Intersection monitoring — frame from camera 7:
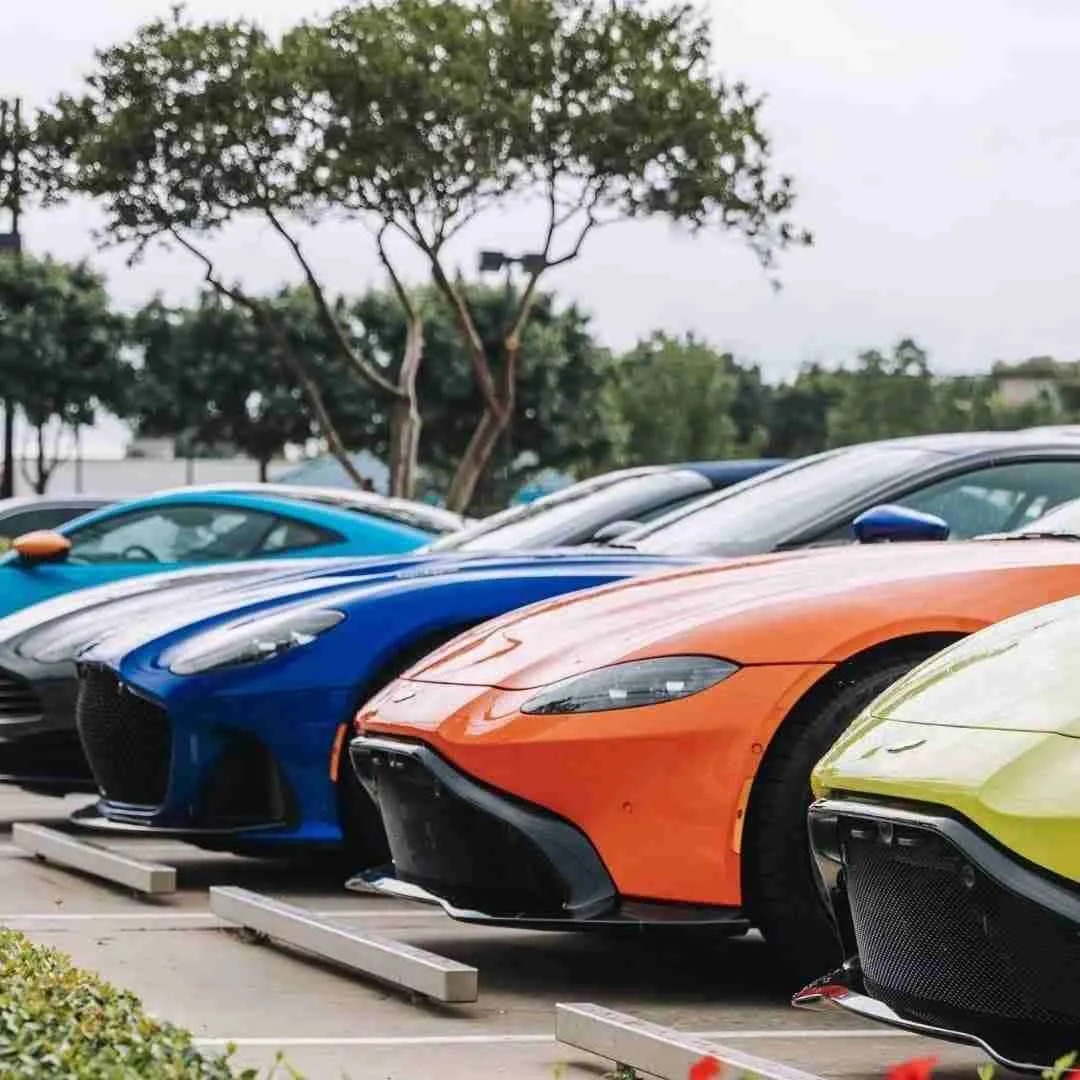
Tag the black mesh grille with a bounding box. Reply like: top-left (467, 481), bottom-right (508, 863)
top-left (0, 669), bottom-right (43, 719)
top-left (354, 746), bottom-right (571, 917)
top-left (75, 666), bottom-right (171, 807)
top-left (843, 819), bottom-right (1080, 1057)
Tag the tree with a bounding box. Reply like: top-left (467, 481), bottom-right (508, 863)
top-left (298, 0), bottom-right (810, 509)
top-left (129, 293), bottom-right (316, 480)
top-left (0, 256), bottom-right (126, 492)
top-left (607, 334), bottom-right (752, 465)
top-left (824, 339), bottom-right (938, 447)
top-left (38, 0), bottom-right (809, 511)
top-left (341, 284), bottom-right (617, 509)
top-left (758, 365), bottom-right (841, 458)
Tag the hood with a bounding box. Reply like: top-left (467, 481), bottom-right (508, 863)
top-left (405, 539), bottom-right (1080, 690)
top-left (77, 548), bottom-right (685, 666)
top-left (859, 593), bottom-right (1080, 739)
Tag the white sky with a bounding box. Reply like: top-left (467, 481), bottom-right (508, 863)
top-left (5, 0), bottom-right (1080, 454)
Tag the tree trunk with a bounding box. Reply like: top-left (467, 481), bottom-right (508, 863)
top-left (258, 457), bottom-right (270, 483)
top-left (445, 339), bottom-right (519, 514)
top-left (445, 405), bottom-right (511, 513)
top-left (0, 399), bottom-right (13, 498)
top-left (386, 305), bottom-right (424, 499)
top-left (34, 425), bottom-right (47, 495)
top-left (388, 398), bottom-right (422, 499)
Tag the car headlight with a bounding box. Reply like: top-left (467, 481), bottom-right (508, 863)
top-left (520, 655), bottom-right (739, 715)
top-left (164, 609), bottom-right (345, 676)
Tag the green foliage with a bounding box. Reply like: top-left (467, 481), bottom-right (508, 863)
top-left (0, 929), bottom-right (247, 1079)
top-left (129, 293), bottom-right (316, 475)
top-left (606, 334), bottom-right (747, 465)
top-left (0, 254), bottom-right (127, 492)
top-left (339, 285), bottom-right (617, 508)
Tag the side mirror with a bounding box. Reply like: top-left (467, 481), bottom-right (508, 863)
top-left (852, 505), bottom-right (950, 544)
top-left (590, 520), bottom-right (640, 543)
top-left (13, 530), bottom-right (73, 564)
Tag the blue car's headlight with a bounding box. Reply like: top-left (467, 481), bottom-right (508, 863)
top-left (164, 609), bottom-right (345, 676)
top-left (520, 656), bottom-right (739, 715)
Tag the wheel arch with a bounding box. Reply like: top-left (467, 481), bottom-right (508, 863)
top-left (741, 630), bottom-right (968, 860)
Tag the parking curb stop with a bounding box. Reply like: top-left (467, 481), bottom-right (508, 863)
top-left (555, 1003), bottom-right (827, 1080)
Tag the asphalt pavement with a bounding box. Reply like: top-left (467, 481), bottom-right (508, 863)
top-left (0, 789), bottom-right (1000, 1080)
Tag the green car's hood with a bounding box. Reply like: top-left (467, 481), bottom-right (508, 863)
top-left (814, 595), bottom-right (1080, 884)
top-left (866, 595), bottom-right (1080, 738)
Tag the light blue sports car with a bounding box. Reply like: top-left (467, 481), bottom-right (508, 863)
top-left (0, 483), bottom-right (457, 618)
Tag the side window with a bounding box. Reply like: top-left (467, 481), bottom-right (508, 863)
top-left (69, 504), bottom-right (280, 564)
top-left (894, 461), bottom-right (1080, 539)
top-left (258, 517), bottom-right (338, 554)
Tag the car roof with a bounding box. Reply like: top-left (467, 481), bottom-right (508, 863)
top-left (676, 459), bottom-right (787, 484)
top-left (856, 428), bottom-right (1080, 455)
top-left (0, 495), bottom-right (113, 512)
top-left (139, 482), bottom-right (464, 534)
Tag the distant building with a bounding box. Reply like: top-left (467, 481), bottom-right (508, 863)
top-left (992, 357), bottom-right (1080, 410)
top-left (11, 457), bottom-right (279, 497)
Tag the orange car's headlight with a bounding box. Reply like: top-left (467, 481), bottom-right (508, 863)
top-left (520, 656), bottom-right (739, 716)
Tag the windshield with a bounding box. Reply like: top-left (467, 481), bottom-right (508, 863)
top-left (428, 468), bottom-right (710, 552)
top-left (625, 445), bottom-right (945, 556)
top-left (1014, 496), bottom-right (1080, 535)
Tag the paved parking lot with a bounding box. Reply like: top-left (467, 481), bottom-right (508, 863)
top-left (0, 789), bottom-right (997, 1080)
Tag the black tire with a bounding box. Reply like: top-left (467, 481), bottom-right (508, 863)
top-left (742, 646), bottom-right (943, 986)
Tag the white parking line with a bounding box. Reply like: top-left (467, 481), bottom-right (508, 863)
top-left (0, 909), bottom-right (445, 923)
top-left (193, 1030), bottom-right (914, 1048)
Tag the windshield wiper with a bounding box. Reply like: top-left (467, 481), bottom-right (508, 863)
top-left (984, 530), bottom-right (1080, 542)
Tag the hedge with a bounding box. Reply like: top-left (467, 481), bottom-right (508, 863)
top-left (0, 929), bottom-right (255, 1079)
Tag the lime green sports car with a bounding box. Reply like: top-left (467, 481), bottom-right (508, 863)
top-left (794, 597), bottom-right (1080, 1072)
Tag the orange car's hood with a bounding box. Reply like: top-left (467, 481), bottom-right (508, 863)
top-left (407, 539), bottom-right (1080, 690)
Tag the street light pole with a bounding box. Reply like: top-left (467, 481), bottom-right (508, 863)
top-left (0, 98), bottom-right (24, 499)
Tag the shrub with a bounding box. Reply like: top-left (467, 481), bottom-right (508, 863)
top-left (0, 929), bottom-right (251, 1079)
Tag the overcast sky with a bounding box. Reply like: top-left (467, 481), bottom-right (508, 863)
top-left (6, 0), bottom-right (1080, 452)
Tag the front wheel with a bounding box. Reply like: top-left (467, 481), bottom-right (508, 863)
top-left (742, 648), bottom-right (943, 985)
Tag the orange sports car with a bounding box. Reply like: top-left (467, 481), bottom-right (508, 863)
top-left (349, 517), bottom-right (1080, 980)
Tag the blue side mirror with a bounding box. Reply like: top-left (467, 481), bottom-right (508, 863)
top-left (852, 505), bottom-right (950, 544)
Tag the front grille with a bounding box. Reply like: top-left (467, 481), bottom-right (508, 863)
top-left (0, 669), bottom-right (43, 719)
top-left (354, 745), bottom-right (574, 918)
top-left (843, 817), bottom-right (1080, 1058)
top-left (75, 666), bottom-right (171, 807)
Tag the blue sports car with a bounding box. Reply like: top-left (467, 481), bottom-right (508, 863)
top-left (0, 461), bottom-right (774, 795)
top-left (0, 483), bottom-right (457, 619)
top-left (69, 431), bottom-right (1080, 859)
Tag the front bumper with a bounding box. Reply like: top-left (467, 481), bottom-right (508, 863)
top-left (0, 654), bottom-right (94, 794)
top-left (794, 964), bottom-right (1045, 1074)
top-left (73, 662), bottom-right (355, 849)
top-left (348, 735), bottom-right (748, 931)
top-left (797, 797), bottom-right (1080, 1070)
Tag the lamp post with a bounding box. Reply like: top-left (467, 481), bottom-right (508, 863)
top-left (0, 98), bottom-right (24, 499)
top-left (478, 250), bottom-right (546, 276)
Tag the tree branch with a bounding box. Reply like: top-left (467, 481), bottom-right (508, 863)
top-left (262, 208), bottom-right (404, 400)
top-left (168, 227), bottom-right (368, 489)
top-left (374, 223), bottom-right (423, 391)
top-left (419, 236), bottom-right (506, 420)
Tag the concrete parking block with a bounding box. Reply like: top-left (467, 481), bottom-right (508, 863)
top-left (11, 822), bottom-right (177, 895)
top-left (556, 1002), bottom-right (827, 1080)
top-left (210, 885), bottom-right (479, 1003)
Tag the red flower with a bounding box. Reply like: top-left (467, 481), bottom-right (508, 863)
top-left (886, 1056), bottom-right (938, 1080)
top-left (689, 1057), bottom-right (722, 1080)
